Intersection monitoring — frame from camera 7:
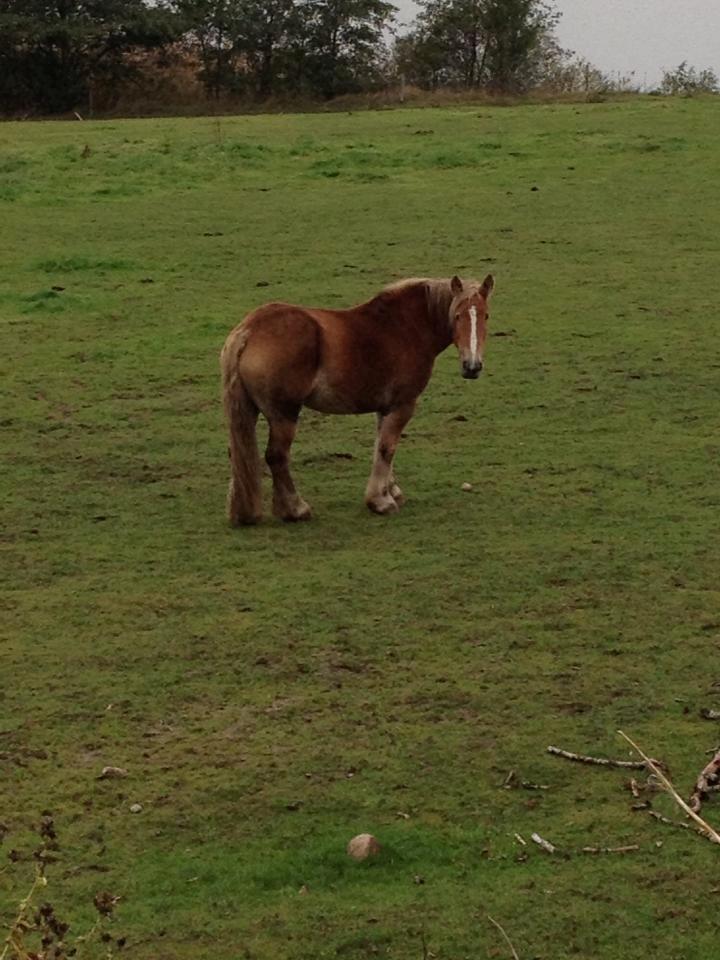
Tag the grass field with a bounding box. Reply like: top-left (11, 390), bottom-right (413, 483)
top-left (2, 97), bottom-right (720, 959)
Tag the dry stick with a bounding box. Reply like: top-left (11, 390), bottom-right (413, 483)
top-left (547, 745), bottom-right (649, 770)
top-left (689, 746), bottom-right (720, 813)
top-left (618, 731), bottom-right (720, 845)
top-left (581, 844), bottom-right (639, 855)
top-left (488, 915), bottom-right (520, 960)
top-left (530, 832), bottom-right (556, 854)
top-left (647, 810), bottom-right (707, 837)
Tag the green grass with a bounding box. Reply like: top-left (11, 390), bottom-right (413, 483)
top-left (2, 97), bottom-right (720, 959)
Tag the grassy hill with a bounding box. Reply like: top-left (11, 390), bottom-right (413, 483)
top-left (2, 97), bottom-right (720, 959)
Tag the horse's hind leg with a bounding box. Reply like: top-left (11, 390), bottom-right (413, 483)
top-left (365, 402), bottom-right (416, 515)
top-left (265, 413), bottom-right (312, 522)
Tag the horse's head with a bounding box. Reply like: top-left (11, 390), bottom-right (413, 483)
top-left (449, 274), bottom-right (494, 379)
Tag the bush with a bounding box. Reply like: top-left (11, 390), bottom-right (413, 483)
top-left (660, 61), bottom-right (719, 96)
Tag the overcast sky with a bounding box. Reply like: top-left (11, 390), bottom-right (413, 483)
top-left (394, 0), bottom-right (720, 87)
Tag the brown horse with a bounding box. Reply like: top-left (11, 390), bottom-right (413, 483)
top-left (220, 273), bottom-right (494, 524)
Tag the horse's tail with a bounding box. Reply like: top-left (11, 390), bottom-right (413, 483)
top-left (220, 326), bottom-right (262, 525)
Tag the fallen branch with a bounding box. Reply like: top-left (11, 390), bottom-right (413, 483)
top-left (530, 832), bottom-right (556, 854)
top-left (689, 746), bottom-right (720, 813)
top-left (547, 745), bottom-right (652, 770)
top-left (618, 731), bottom-right (720, 845)
top-left (488, 915), bottom-right (520, 960)
top-left (580, 844), bottom-right (639, 855)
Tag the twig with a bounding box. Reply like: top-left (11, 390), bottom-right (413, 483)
top-left (689, 746), bottom-right (720, 813)
top-left (503, 770), bottom-right (549, 791)
top-left (580, 844), bottom-right (639, 854)
top-left (530, 832), bottom-right (556, 853)
top-left (618, 731), bottom-right (720, 845)
top-left (647, 810), bottom-right (706, 836)
top-left (488, 915), bottom-right (520, 960)
top-left (547, 744), bottom-right (651, 770)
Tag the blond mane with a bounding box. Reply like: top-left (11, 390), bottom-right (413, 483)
top-left (381, 276), bottom-right (481, 327)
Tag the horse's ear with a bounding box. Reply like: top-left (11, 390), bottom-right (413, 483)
top-left (450, 275), bottom-right (463, 296)
top-left (480, 273), bottom-right (495, 300)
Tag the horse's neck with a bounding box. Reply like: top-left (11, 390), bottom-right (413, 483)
top-left (368, 279), bottom-right (453, 353)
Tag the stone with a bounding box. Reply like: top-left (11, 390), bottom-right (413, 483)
top-left (347, 833), bottom-right (381, 861)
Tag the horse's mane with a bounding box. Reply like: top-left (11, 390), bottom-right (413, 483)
top-left (380, 277), bottom-right (455, 327)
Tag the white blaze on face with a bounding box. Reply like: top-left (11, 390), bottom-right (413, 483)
top-left (469, 306), bottom-right (479, 361)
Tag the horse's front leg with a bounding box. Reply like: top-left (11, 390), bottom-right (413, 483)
top-left (371, 413), bottom-right (406, 507)
top-left (365, 401), bottom-right (416, 515)
top-left (265, 413), bottom-right (312, 522)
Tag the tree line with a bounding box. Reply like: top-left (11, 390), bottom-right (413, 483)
top-left (1, 1), bottom-right (717, 114)
top-left (0, 0), bottom-right (574, 112)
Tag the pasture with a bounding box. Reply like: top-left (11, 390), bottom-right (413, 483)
top-left (1, 97), bottom-right (720, 959)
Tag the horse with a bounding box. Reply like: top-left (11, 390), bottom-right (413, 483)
top-left (220, 273), bottom-right (494, 525)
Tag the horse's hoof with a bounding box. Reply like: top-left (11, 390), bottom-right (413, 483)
top-left (389, 484), bottom-right (405, 507)
top-left (366, 495), bottom-right (400, 516)
top-left (283, 509), bottom-right (312, 523)
top-left (278, 499), bottom-right (312, 522)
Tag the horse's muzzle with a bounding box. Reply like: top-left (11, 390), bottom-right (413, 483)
top-left (462, 361), bottom-right (483, 379)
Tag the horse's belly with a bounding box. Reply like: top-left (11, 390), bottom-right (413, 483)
top-left (305, 371), bottom-right (383, 414)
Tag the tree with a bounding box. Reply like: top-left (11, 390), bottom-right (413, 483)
top-left (173, 0), bottom-right (242, 97)
top-left (480, 0), bottom-right (557, 92)
top-left (235, 0), bottom-right (300, 96)
top-left (395, 0), bottom-right (558, 93)
top-left (296, 0), bottom-right (396, 98)
top-left (0, 0), bottom-right (177, 113)
top-left (395, 0), bottom-right (485, 89)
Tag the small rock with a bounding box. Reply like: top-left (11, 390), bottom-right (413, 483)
top-left (347, 833), bottom-right (381, 861)
top-left (461, 482), bottom-right (473, 492)
top-left (98, 766), bottom-right (127, 780)
top-left (129, 803), bottom-right (143, 814)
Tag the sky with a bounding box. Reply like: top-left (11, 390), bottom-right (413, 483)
top-left (393, 0), bottom-right (720, 88)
